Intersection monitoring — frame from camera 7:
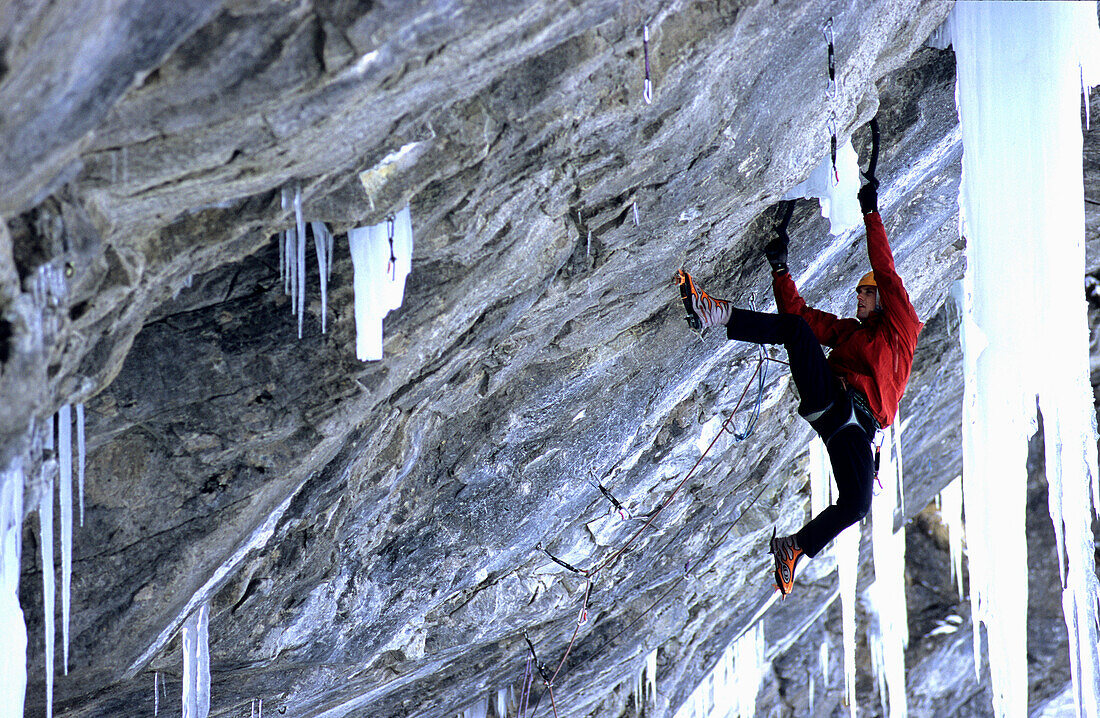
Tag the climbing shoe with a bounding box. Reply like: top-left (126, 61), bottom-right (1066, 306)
top-left (675, 269), bottom-right (731, 331)
top-left (770, 528), bottom-right (804, 597)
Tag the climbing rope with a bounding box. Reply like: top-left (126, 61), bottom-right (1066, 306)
top-left (524, 349), bottom-right (790, 717)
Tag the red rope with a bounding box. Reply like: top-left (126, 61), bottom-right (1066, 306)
top-left (530, 356), bottom-right (771, 716)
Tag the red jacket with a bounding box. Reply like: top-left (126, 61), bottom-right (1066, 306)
top-left (772, 212), bottom-right (922, 427)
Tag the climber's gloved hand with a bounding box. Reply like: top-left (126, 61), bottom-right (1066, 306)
top-left (858, 177), bottom-right (879, 215)
top-left (763, 230), bottom-right (789, 274)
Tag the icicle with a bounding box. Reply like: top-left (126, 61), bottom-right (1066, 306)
top-left (939, 476), bottom-right (966, 599)
top-left (671, 623), bottom-right (764, 718)
top-left (182, 603), bottom-right (211, 718)
top-left (495, 687), bottom-right (509, 718)
top-left (285, 229), bottom-right (296, 302)
top-left (0, 457), bottom-right (27, 716)
top-left (867, 422), bottom-right (908, 718)
top-left (58, 405), bottom-right (72, 676)
top-left (951, 3), bottom-right (1100, 715)
top-left (40, 415), bottom-right (56, 718)
top-left (347, 206), bottom-right (414, 361)
top-left (463, 698), bottom-right (488, 718)
top-left (311, 222), bottom-right (330, 334)
top-left (783, 138), bottom-right (862, 236)
top-left (645, 648), bottom-right (657, 704)
top-left (76, 403), bottom-right (85, 527)
top-left (155, 672), bottom-right (160, 716)
top-left (294, 187), bottom-right (306, 340)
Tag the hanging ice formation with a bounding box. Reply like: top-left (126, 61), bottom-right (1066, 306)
top-left (1, 456), bottom-right (27, 715)
top-left (76, 403), bottom-right (85, 527)
top-left (279, 187), bottom-right (334, 339)
top-left (866, 421), bottom-right (908, 718)
top-left (937, 476), bottom-right (965, 599)
top-left (347, 205), bottom-right (414, 361)
top-left (58, 404), bottom-right (72, 676)
top-left (494, 686), bottom-right (513, 718)
top-left (182, 602), bottom-right (211, 718)
top-left (949, 3), bottom-right (1100, 716)
top-left (811, 433), bottom-right (860, 718)
top-left (457, 698), bottom-right (488, 718)
top-left (40, 413), bottom-right (56, 718)
top-left (671, 621), bottom-right (764, 718)
top-left (634, 647), bottom-right (658, 712)
top-left (783, 138), bottom-right (863, 236)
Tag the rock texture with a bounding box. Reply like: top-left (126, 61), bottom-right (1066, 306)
top-left (1, 1), bottom-right (1098, 717)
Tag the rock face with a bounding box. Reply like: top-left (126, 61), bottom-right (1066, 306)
top-left (1, 1), bottom-right (1097, 717)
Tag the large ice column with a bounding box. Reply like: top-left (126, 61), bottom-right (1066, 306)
top-left (783, 138), bottom-right (863, 236)
top-left (182, 602), bottom-right (211, 718)
top-left (951, 3), bottom-right (1100, 716)
top-left (867, 422), bottom-right (908, 718)
top-left (348, 206), bottom-right (414, 361)
top-left (1, 457), bottom-right (27, 715)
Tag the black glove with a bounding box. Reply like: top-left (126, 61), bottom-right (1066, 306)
top-left (858, 177), bottom-right (879, 215)
top-left (764, 230), bottom-right (789, 274)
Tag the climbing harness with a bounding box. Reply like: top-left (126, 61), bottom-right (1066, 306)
top-left (642, 25), bottom-right (653, 104)
top-left (386, 215), bottom-right (397, 281)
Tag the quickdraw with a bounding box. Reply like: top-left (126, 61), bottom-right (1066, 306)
top-left (386, 215), bottom-right (397, 281)
top-left (536, 543), bottom-right (587, 576)
top-left (823, 18), bottom-right (837, 97)
top-left (642, 25), bottom-right (653, 104)
top-left (590, 479), bottom-right (630, 520)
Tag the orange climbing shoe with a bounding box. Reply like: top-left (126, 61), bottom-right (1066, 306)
top-left (770, 528), bottom-right (804, 597)
top-left (675, 269), bottom-right (731, 331)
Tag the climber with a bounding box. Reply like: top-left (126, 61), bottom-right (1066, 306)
top-left (675, 177), bottom-right (922, 596)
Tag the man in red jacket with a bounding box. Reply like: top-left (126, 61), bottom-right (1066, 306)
top-left (675, 180), bottom-right (922, 595)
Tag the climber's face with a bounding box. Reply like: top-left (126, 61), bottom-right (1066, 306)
top-left (855, 285), bottom-right (879, 321)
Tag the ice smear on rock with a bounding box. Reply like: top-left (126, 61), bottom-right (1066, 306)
top-left (951, 2), bottom-right (1100, 716)
top-left (182, 602), bottom-right (211, 718)
top-left (1, 457), bottom-right (27, 715)
top-left (783, 138), bottom-right (862, 236)
top-left (348, 206), bottom-right (414, 361)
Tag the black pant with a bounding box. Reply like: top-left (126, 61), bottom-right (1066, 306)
top-left (726, 309), bottom-right (876, 558)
